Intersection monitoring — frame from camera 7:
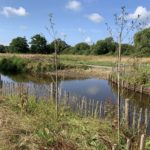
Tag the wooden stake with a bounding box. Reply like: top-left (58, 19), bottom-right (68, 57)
top-left (138, 108), bottom-right (142, 134)
top-left (125, 99), bottom-right (129, 125)
top-left (126, 138), bottom-right (131, 150)
top-left (139, 134), bottom-right (145, 150)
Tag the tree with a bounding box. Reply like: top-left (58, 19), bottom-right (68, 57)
top-left (74, 42), bottom-right (90, 54)
top-left (49, 38), bottom-right (70, 54)
top-left (93, 37), bottom-right (116, 55)
top-left (9, 37), bottom-right (29, 53)
top-left (0, 45), bottom-right (6, 53)
top-left (121, 44), bottom-right (134, 55)
top-left (134, 27), bottom-right (150, 56)
top-left (4, 46), bottom-right (10, 53)
top-left (30, 34), bottom-right (47, 53)
top-left (106, 6), bottom-right (143, 145)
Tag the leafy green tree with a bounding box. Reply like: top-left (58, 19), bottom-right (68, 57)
top-left (30, 34), bottom-right (47, 53)
top-left (134, 27), bottom-right (150, 56)
top-left (4, 46), bottom-right (10, 53)
top-left (0, 45), bottom-right (5, 53)
top-left (9, 37), bottom-right (29, 53)
top-left (121, 44), bottom-right (134, 55)
top-left (46, 44), bottom-right (54, 54)
top-left (93, 37), bottom-right (116, 55)
top-left (74, 42), bottom-right (90, 55)
top-left (61, 46), bottom-right (75, 54)
top-left (50, 38), bottom-right (70, 54)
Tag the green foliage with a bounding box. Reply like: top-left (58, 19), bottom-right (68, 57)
top-left (146, 138), bottom-right (150, 150)
top-left (0, 57), bottom-right (27, 73)
top-left (121, 44), bottom-right (134, 55)
top-left (0, 45), bottom-right (6, 53)
top-left (35, 62), bottom-right (66, 73)
top-left (30, 34), bottom-right (47, 53)
top-left (9, 37), bottom-right (29, 53)
top-left (49, 38), bottom-right (70, 54)
top-left (92, 37), bottom-right (116, 55)
top-left (2, 27), bottom-right (150, 56)
top-left (134, 27), bottom-right (150, 56)
top-left (73, 42), bottom-right (90, 55)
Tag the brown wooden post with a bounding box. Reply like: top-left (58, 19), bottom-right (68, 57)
top-left (92, 100), bottom-right (94, 117)
top-left (89, 99), bottom-right (92, 116)
top-left (126, 138), bottom-right (131, 150)
top-left (145, 108), bottom-right (148, 133)
top-left (99, 101), bottom-right (102, 118)
top-left (138, 108), bottom-right (142, 134)
top-left (140, 85), bottom-right (143, 93)
top-left (51, 83), bottom-right (53, 100)
top-left (112, 144), bottom-right (117, 150)
top-left (139, 134), bottom-right (145, 150)
top-left (81, 97), bottom-right (84, 116)
top-left (84, 98), bottom-right (87, 117)
top-left (125, 99), bottom-right (129, 125)
top-left (94, 101), bottom-right (99, 118)
top-left (132, 106), bottom-right (136, 134)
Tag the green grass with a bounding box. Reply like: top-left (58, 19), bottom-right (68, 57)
top-left (0, 95), bottom-right (118, 150)
top-left (59, 55), bottom-right (115, 67)
top-left (120, 65), bottom-right (150, 86)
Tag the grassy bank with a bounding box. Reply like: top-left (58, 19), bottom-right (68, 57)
top-left (0, 53), bottom-right (149, 83)
top-left (0, 95), bottom-right (118, 150)
top-left (0, 53), bottom-right (150, 67)
top-left (112, 62), bottom-right (150, 87)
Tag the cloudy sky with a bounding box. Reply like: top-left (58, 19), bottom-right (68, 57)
top-left (0, 0), bottom-right (150, 46)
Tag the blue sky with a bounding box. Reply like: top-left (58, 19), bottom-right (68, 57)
top-left (0, 0), bottom-right (150, 46)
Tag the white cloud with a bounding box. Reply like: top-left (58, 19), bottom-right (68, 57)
top-left (1, 6), bottom-right (28, 17)
top-left (86, 13), bottom-right (103, 23)
top-left (85, 36), bottom-right (92, 45)
top-left (128, 6), bottom-right (150, 20)
top-left (66, 0), bottom-right (81, 11)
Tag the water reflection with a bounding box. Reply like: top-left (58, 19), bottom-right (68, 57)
top-left (0, 73), bottom-right (150, 109)
top-left (1, 73), bottom-right (150, 133)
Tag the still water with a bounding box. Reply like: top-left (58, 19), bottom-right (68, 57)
top-left (1, 73), bottom-right (150, 109)
top-left (1, 73), bottom-right (150, 133)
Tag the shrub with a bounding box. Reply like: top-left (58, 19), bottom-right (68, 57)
top-left (0, 57), bottom-right (27, 73)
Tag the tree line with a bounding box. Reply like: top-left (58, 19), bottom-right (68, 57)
top-left (0, 27), bottom-right (149, 56)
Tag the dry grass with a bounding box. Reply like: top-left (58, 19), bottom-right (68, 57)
top-left (0, 53), bottom-right (150, 65)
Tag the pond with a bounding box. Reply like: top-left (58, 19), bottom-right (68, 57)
top-left (1, 73), bottom-right (150, 133)
top-left (0, 73), bottom-right (150, 105)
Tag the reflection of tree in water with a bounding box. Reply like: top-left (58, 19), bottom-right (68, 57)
top-left (4, 73), bottom-right (88, 85)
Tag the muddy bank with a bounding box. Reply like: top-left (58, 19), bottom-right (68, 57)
top-left (44, 67), bottom-right (112, 80)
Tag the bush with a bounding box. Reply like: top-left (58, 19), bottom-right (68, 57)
top-left (0, 57), bottom-right (27, 73)
top-left (0, 45), bottom-right (6, 53)
top-left (92, 37), bottom-right (116, 55)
